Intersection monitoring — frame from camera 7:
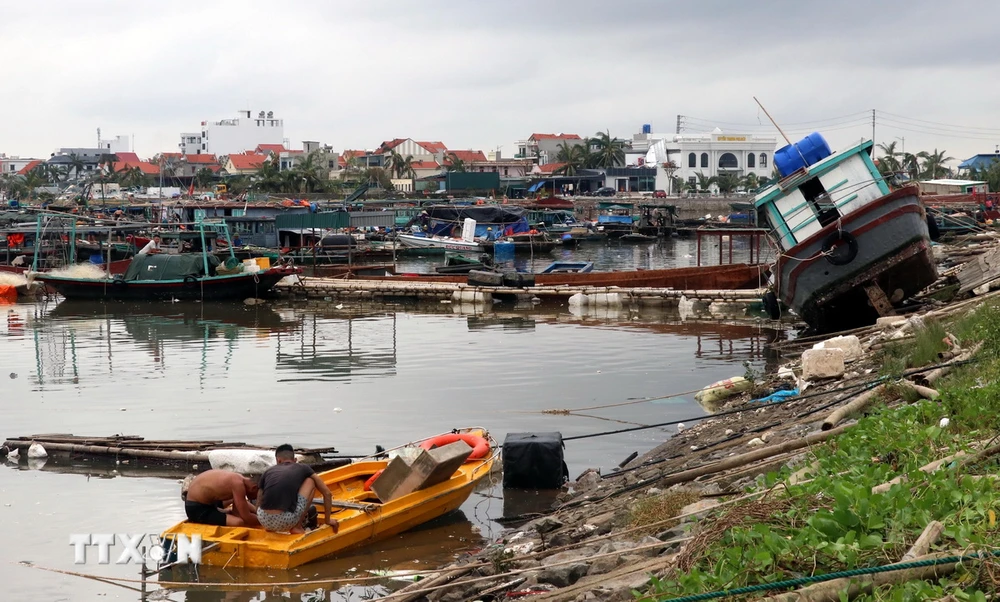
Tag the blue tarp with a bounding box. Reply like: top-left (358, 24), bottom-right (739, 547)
top-left (527, 181), bottom-right (546, 193)
top-left (751, 388), bottom-right (799, 404)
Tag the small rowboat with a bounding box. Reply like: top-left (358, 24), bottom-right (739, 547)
top-left (160, 428), bottom-right (494, 570)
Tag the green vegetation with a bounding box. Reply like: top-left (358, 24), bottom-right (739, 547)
top-left (627, 491), bottom-right (699, 537)
top-left (877, 142), bottom-right (956, 180)
top-left (553, 130), bottom-right (633, 175)
top-left (638, 303), bottom-right (1000, 601)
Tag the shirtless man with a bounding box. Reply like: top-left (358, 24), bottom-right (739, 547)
top-left (257, 444), bottom-right (338, 534)
top-left (184, 470), bottom-right (260, 527)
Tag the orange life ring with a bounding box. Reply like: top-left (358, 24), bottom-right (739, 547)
top-left (363, 469), bottom-right (384, 491)
top-left (420, 433), bottom-right (490, 460)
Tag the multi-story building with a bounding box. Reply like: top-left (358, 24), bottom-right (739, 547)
top-left (0, 155), bottom-right (44, 175)
top-left (515, 133), bottom-right (583, 165)
top-left (179, 110), bottom-right (287, 156)
top-left (633, 126), bottom-right (777, 191)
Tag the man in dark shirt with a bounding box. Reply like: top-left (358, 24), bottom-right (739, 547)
top-left (256, 444), bottom-right (338, 534)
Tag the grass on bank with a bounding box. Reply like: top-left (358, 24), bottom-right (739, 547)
top-left (636, 302), bottom-right (1000, 602)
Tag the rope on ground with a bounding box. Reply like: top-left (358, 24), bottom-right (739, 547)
top-left (657, 549), bottom-right (1000, 602)
top-left (562, 358), bottom-right (976, 443)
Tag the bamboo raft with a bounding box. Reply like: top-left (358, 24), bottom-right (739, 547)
top-left (1, 434), bottom-right (348, 474)
top-left (277, 277), bottom-right (767, 310)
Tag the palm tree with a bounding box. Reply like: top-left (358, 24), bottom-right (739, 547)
top-left (918, 149), bottom-right (955, 180)
top-left (0, 173), bottom-right (27, 200)
top-left (876, 141), bottom-right (901, 176)
top-left (23, 168), bottom-right (47, 199)
top-left (120, 166), bottom-right (149, 189)
top-left (446, 153), bottom-right (467, 173)
top-left (901, 153), bottom-right (920, 181)
top-left (363, 167), bottom-right (394, 190)
top-left (291, 151), bottom-right (326, 193)
top-left (716, 173), bottom-right (741, 194)
top-left (387, 151), bottom-right (416, 179)
top-left (590, 130), bottom-right (630, 168)
top-left (66, 153), bottom-right (86, 181)
top-left (554, 142), bottom-right (587, 176)
top-left (194, 167), bottom-right (215, 189)
top-left (254, 161), bottom-right (284, 192)
top-left (741, 172), bottom-right (760, 192)
top-left (694, 171), bottom-right (717, 192)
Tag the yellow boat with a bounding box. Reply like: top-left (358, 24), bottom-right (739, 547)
top-left (160, 429), bottom-right (495, 570)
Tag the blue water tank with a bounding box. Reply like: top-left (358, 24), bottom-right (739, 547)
top-left (89, 254), bottom-right (104, 265)
top-left (642, 124), bottom-right (652, 134)
top-left (773, 132), bottom-right (833, 178)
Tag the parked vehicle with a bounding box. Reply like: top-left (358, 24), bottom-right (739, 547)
top-left (595, 187), bottom-right (616, 197)
top-left (654, 190), bottom-right (667, 198)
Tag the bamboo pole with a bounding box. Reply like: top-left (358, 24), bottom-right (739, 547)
top-left (901, 521), bottom-right (944, 561)
top-left (821, 387), bottom-right (884, 431)
top-left (656, 425), bottom-right (851, 489)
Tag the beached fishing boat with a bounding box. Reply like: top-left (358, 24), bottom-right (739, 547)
top-left (32, 221), bottom-right (301, 302)
top-left (377, 262), bottom-right (767, 290)
top-left (754, 133), bottom-right (937, 331)
top-left (160, 428), bottom-right (495, 569)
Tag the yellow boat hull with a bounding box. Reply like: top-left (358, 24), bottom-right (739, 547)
top-left (161, 437), bottom-right (493, 570)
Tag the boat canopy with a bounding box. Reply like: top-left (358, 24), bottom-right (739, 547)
top-left (123, 253), bottom-right (220, 281)
top-left (419, 205), bottom-right (531, 237)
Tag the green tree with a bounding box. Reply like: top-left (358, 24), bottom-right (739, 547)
top-left (554, 141), bottom-right (587, 176)
top-left (67, 153), bottom-right (86, 181)
top-left (877, 141), bottom-right (901, 176)
top-left (288, 151), bottom-right (327, 193)
top-left (901, 152), bottom-right (920, 181)
top-left (741, 172), bottom-right (760, 192)
top-left (694, 171), bottom-right (717, 192)
top-left (363, 167), bottom-right (394, 190)
top-left (23, 168), bottom-right (48, 199)
top-left (918, 148), bottom-right (955, 180)
top-left (445, 153), bottom-right (467, 173)
top-left (253, 161), bottom-right (285, 192)
top-left (120, 166), bottom-right (150, 189)
top-left (716, 173), bottom-right (741, 194)
top-left (971, 160), bottom-right (1000, 192)
top-left (590, 130), bottom-right (630, 168)
top-left (387, 151), bottom-right (416, 179)
top-left (194, 167), bottom-right (215, 189)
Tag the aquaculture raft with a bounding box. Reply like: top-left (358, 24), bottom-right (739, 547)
top-left (2, 434), bottom-right (343, 472)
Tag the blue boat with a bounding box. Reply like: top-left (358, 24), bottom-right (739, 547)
top-left (540, 261), bottom-right (594, 274)
top-left (754, 133), bottom-right (937, 332)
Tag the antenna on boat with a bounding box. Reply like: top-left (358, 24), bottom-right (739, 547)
top-left (753, 97), bottom-right (793, 147)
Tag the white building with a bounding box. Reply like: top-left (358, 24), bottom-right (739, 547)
top-left (633, 127), bottom-right (778, 191)
top-left (179, 110), bottom-right (287, 156)
top-left (98, 134), bottom-right (130, 154)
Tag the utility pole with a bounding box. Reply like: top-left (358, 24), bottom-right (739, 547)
top-left (676, 115), bottom-right (683, 134)
top-left (871, 109), bottom-right (876, 148)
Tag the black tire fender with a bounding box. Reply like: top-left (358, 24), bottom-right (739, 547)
top-left (183, 275), bottom-right (198, 288)
top-left (822, 230), bottom-right (859, 266)
top-left (762, 290), bottom-right (781, 320)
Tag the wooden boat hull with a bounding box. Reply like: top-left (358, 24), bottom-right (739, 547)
top-left (33, 267), bottom-right (299, 301)
top-left (380, 263), bottom-right (768, 290)
top-left (397, 234), bottom-right (482, 252)
top-left (161, 442), bottom-right (493, 569)
top-left (776, 187), bottom-right (937, 332)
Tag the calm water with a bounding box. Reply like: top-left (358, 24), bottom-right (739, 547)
top-left (0, 299), bottom-right (787, 600)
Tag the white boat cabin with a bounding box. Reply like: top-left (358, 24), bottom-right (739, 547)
top-left (753, 139), bottom-right (891, 252)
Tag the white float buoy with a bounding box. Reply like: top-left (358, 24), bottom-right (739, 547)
top-left (27, 442), bottom-right (47, 459)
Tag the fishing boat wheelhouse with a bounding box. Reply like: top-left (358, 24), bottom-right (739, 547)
top-left (754, 133), bottom-right (937, 332)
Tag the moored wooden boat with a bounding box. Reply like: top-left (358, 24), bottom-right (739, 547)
top-left (379, 263), bottom-right (767, 290)
top-left (160, 428), bottom-right (495, 569)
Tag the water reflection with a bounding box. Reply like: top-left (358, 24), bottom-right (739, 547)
top-left (274, 312), bottom-right (398, 382)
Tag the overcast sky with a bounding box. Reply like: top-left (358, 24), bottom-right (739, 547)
top-left (4, 0), bottom-right (1000, 164)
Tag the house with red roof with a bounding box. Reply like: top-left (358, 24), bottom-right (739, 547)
top-left (376, 138), bottom-right (448, 164)
top-left (15, 160), bottom-right (44, 176)
top-left (108, 152), bottom-right (160, 177)
top-left (443, 150), bottom-right (487, 167)
top-left (517, 133), bottom-right (584, 165)
top-left (222, 152), bottom-right (268, 175)
top-left (255, 144), bottom-right (287, 156)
